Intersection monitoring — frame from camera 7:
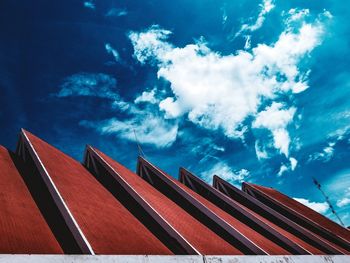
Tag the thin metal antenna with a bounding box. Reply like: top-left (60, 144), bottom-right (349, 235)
top-left (133, 128), bottom-right (146, 158)
top-left (312, 177), bottom-right (345, 227)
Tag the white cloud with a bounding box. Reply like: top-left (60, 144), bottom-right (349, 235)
top-left (253, 103), bottom-right (296, 156)
top-left (244, 35), bottom-right (251, 50)
top-left (105, 43), bottom-right (120, 62)
top-left (80, 113), bottom-right (178, 148)
top-left (277, 157), bottom-right (298, 176)
top-left (201, 162), bottom-right (250, 185)
top-left (79, 95), bottom-right (179, 148)
top-left (129, 25), bottom-right (172, 65)
top-left (212, 144), bottom-right (225, 152)
top-left (286, 8), bottom-right (310, 24)
top-left (128, 14), bottom-right (325, 156)
top-left (336, 187), bottom-right (350, 208)
top-left (221, 5), bottom-right (228, 26)
top-left (55, 72), bottom-right (178, 148)
top-left (83, 1), bottom-right (95, 9)
top-left (159, 97), bottom-right (183, 119)
top-left (134, 89), bottom-right (158, 104)
top-left (278, 164), bottom-right (289, 176)
top-left (308, 141), bottom-right (335, 163)
top-left (337, 198), bottom-right (350, 208)
top-left (105, 8), bottom-right (128, 17)
top-left (290, 157), bottom-right (298, 170)
top-left (236, 0), bottom-right (275, 36)
top-left (293, 197), bottom-right (329, 214)
top-left (255, 140), bottom-right (269, 160)
top-left (55, 73), bottom-right (119, 100)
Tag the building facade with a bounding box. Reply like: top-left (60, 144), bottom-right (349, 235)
top-left (0, 129), bottom-right (349, 261)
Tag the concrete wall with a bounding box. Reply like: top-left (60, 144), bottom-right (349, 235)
top-left (0, 255), bottom-right (349, 263)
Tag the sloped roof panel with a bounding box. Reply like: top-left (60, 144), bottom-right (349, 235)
top-left (87, 147), bottom-right (241, 255)
top-left (213, 175), bottom-right (345, 255)
top-left (243, 182), bottom-right (350, 254)
top-left (179, 168), bottom-right (327, 255)
top-left (0, 146), bottom-right (63, 254)
top-left (22, 130), bottom-right (172, 255)
top-left (137, 157), bottom-right (292, 255)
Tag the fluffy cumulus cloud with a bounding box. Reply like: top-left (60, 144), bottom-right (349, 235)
top-left (128, 10), bottom-right (327, 159)
top-left (134, 88), bottom-right (158, 104)
top-left (201, 161), bottom-right (250, 185)
top-left (293, 197), bottom-right (329, 214)
top-left (253, 103), bottom-right (296, 157)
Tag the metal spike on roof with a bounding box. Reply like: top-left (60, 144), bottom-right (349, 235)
top-left (133, 128), bottom-right (146, 158)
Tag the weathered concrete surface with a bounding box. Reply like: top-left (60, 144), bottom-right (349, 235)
top-left (205, 255), bottom-right (349, 262)
top-left (0, 255), bottom-right (349, 263)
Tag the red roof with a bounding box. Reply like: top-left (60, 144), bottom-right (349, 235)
top-left (88, 147), bottom-right (240, 255)
top-left (0, 129), bottom-right (349, 255)
top-left (137, 157), bottom-right (293, 255)
top-left (245, 183), bottom-right (350, 241)
top-left (243, 183), bottom-right (350, 254)
top-left (0, 146), bottom-right (62, 254)
top-left (180, 169), bottom-right (325, 255)
top-left (22, 130), bottom-right (171, 255)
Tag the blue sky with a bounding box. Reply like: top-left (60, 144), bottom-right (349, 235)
top-left (0, 0), bottom-right (350, 226)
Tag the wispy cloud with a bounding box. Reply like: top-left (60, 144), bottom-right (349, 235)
top-left (105, 8), bottom-right (128, 17)
top-left (277, 157), bottom-right (298, 176)
top-left (105, 43), bottom-right (121, 62)
top-left (308, 142), bottom-right (335, 163)
top-left (201, 161), bottom-right (250, 186)
top-left (336, 187), bottom-right (350, 208)
top-left (337, 197), bottom-right (350, 208)
top-left (293, 197), bottom-right (329, 214)
top-left (235, 0), bottom-right (275, 37)
top-left (55, 72), bottom-right (177, 148)
top-left (83, 1), bottom-right (95, 10)
top-left (80, 113), bottom-right (178, 148)
top-left (54, 73), bottom-right (119, 100)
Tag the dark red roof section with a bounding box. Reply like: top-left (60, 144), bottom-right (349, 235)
top-left (179, 168), bottom-right (326, 255)
top-left (1, 128), bottom-right (349, 255)
top-left (137, 157), bottom-right (292, 255)
top-left (243, 182), bottom-right (350, 253)
top-left (0, 146), bottom-right (63, 254)
top-left (87, 147), bottom-right (241, 255)
top-left (23, 130), bottom-right (172, 255)
top-left (213, 175), bottom-right (346, 255)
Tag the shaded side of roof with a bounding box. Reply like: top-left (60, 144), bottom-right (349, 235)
top-left (19, 130), bottom-right (172, 255)
top-left (137, 157), bottom-right (292, 255)
top-left (0, 145), bottom-right (63, 254)
top-left (1, 128), bottom-right (350, 256)
top-left (213, 174), bottom-right (347, 255)
top-left (86, 147), bottom-right (240, 255)
top-left (243, 182), bottom-right (350, 254)
top-left (179, 168), bottom-right (327, 255)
